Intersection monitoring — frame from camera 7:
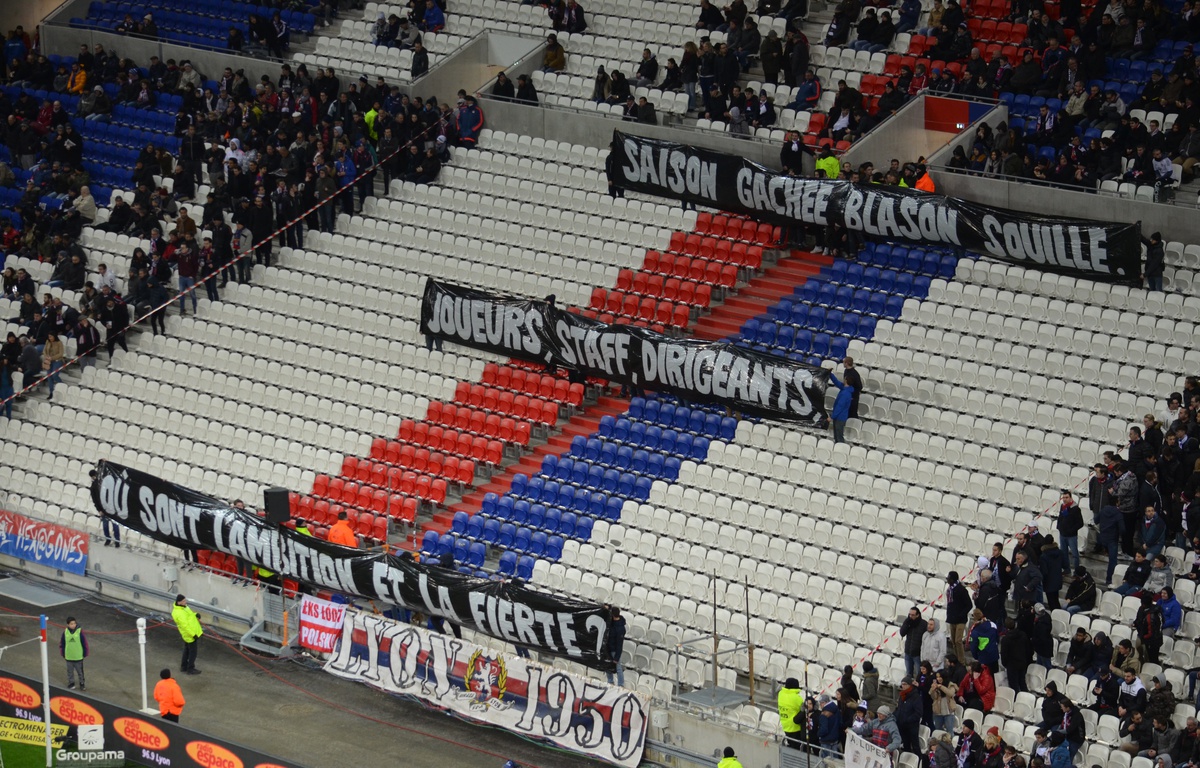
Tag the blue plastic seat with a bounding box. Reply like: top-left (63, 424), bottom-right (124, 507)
top-left (545, 536), bottom-right (564, 559)
top-left (628, 397), bottom-right (645, 419)
top-left (815, 283), bottom-right (838, 306)
top-left (527, 503), bottom-right (546, 530)
top-left (642, 399), bottom-right (660, 422)
top-left (570, 460), bottom-right (589, 485)
top-left (792, 329), bottom-right (812, 353)
top-left (511, 499), bottom-right (530, 525)
top-left (807, 306), bottom-right (827, 330)
top-left (422, 530), bottom-right (439, 554)
top-left (823, 309), bottom-right (843, 334)
top-left (658, 402), bottom-right (676, 426)
top-left (776, 325), bottom-right (795, 349)
top-left (826, 260), bottom-right (848, 283)
top-left (794, 282), bottom-right (820, 304)
top-left (555, 457), bottom-right (574, 481)
top-left (741, 317), bottom-right (761, 338)
top-left (597, 415), bottom-right (615, 437)
top-left (605, 497), bottom-right (624, 520)
top-left (839, 313), bottom-right (860, 337)
top-left (634, 476), bottom-right (654, 499)
top-left (576, 516), bottom-right (594, 540)
top-left (612, 419), bottom-right (631, 441)
top-left (540, 454), bottom-right (558, 476)
top-left (517, 556), bottom-right (535, 580)
top-left (789, 302), bottom-right (810, 326)
top-left (482, 518), bottom-right (501, 544)
top-left (543, 507), bottom-right (561, 532)
top-left (584, 438), bottom-right (603, 461)
top-left (466, 515), bottom-right (484, 539)
top-left (771, 297), bottom-right (793, 320)
top-left (528, 531), bottom-right (548, 557)
top-left (453, 538), bottom-right (469, 563)
top-left (498, 523), bottom-right (516, 548)
top-left (510, 473), bottom-right (528, 497)
top-left (513, 527), bottom-right (532, 552)
top-left (600, 442), bottom-right (618, 466)
top-left (602, 469), bottom-right (620, 493)
top-left (811, 333), bottom-right (831, 358)
top-left (631, 449), bottom-right (649, 472)
top-left (755, 322), bottom-right (777, 345)
top-left (495, 495), bottom-right (515, 520)
top-left (467, 542), bottom-right (486, 568)
top-left (586, 464), bottom-right (605, 489)
top-left (559, 512), bottom-right (577, 537)
top-left (526, 476), bottom-right (545, 501)
top-left (643, 426), bottom-right (661, 450)
top-left (498, 551), bottom-right (518, 576)
top-left (615, 445), bottom-right (634, 469)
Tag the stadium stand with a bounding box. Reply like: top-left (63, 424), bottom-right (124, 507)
top-left (6, 0), bottom-right (1200, 762)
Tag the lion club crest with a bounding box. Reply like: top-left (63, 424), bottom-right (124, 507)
top-left (460, 650), bottom-right (512, 712)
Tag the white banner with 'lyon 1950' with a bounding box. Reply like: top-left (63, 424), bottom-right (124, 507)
top-left (324, 611), bottom-right (648, 768)
top-left (298, 595), bottom-right (347, 654)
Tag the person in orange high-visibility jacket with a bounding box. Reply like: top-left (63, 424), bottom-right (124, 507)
top-left (327, 511), bottom-right (358, 548)
top-left (914, 164), bottom-right (936, 192)
top-left (154, 669), bottom-right (185, 721)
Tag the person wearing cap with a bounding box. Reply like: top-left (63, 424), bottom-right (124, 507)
top-left (849, 700), bottom-right (871, 738)
top-left (717, 746), bottom-right (743, 768)
top-left (869, 705), bottom-right (902, 758)
top-left (955, 718), bottom-right (984, 767)
top-left (171, 594), bottom-right (203, 675)
top-left (1091, 666), bottom-right (1120, 714)
top-left (817, 693), bottom-right (841, 756)
top-left (778, 677), bottom-right (805, 748)
top-left (1139, 231), bottom-right (1165, 292)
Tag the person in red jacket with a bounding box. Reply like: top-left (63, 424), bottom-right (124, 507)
top-left (958, 662), bottom-right (996, 712)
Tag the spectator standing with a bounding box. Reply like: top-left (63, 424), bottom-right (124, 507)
top-left (171, 594), bottom-right (203, 675)
top-left (894, 677), bottom-right (923, 755)
top-left (921, 618), bottom-right (947, 670)
top-left (1001, 617), bottom-right (1031, 693)
top-left (605, 606), bottom-right (626, 687)
top-left (899, 606), bottom-right (925, 677)
top-left (174, 241), bottom-right (199, 315)
top-left (1040, 537), bottom-right (1065, 609)
top-left (945, 571), bottom-right (972, 662)
top-left (1056, 492), bottom-right (1084, 572)
top-left (59, 617), bottom-right (89, 690)
top-left (968, 609), bottom-right (1000, 673)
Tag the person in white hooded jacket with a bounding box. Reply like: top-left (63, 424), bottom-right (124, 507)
top-left (921, 618), bottom-right (948, 669)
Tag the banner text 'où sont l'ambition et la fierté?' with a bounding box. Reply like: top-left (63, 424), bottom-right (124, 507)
top-left (90, 462), bottom-right (617, 670)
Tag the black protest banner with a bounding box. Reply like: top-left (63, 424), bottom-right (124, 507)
top-left (90, 462), bottom-right (615, 670)
top-left (0, 669), bottom-right (301, 768)
top-left (420, 279), bottom-right (831, 424)
top-left (610, 131), bottom-right (1142, 282)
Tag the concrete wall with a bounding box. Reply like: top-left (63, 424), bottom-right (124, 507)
top-left (841, 94), bottom-right (978, 173)
top-left (12, 0), bottom-right (73, 40)
top-left (926, 104), bottom-right (1009, 168)
top-left (0, 536), bottom-right (262, 634)
top-left (40, 23), bottom-right (285, 86)
top-left (413, 32), bottom-right (541, 105)
top-left (477, 95), bottom-right (816, 174)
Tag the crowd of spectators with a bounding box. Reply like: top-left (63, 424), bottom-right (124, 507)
top-left (1, 33), bottom-right (484, 413)
top-left (775, 376), bottom-right (1200, 768)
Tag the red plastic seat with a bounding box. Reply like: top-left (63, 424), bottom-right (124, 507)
top-left (677, 281), bottom-right (696, 305)
top-left (645, 273), bottom-right (663, 297)
top-left (371, 517), bottom-right (388, 543)
top-left (616, 269), bottom-right (634, 291)
top-left (658, 252), bottom-right (676, 275)
top-left (642, 250), bottom-right (661, 272)
top-left (313, 474), bottom-right (330, 496)
top-left (341, 456), bottom-right (358, 477)
top-left (668, 232), bottom-right (686, 252)
top-left (695, 212), bottom-right (714, 234)
top-left (671, 303), bottom-right (690, 327)
top-left (662, 277), bottom-right (681, 301)
top-left (605, 290), bottom-right (623, 314)
top-left (632, 272), bottom-right (649, 294)
top-left (369, 438), bottom-right (387, 460)
top-left (621, 293), bottom-right (640, 317)
top-left (457, 459), bottom-right (476, 484)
